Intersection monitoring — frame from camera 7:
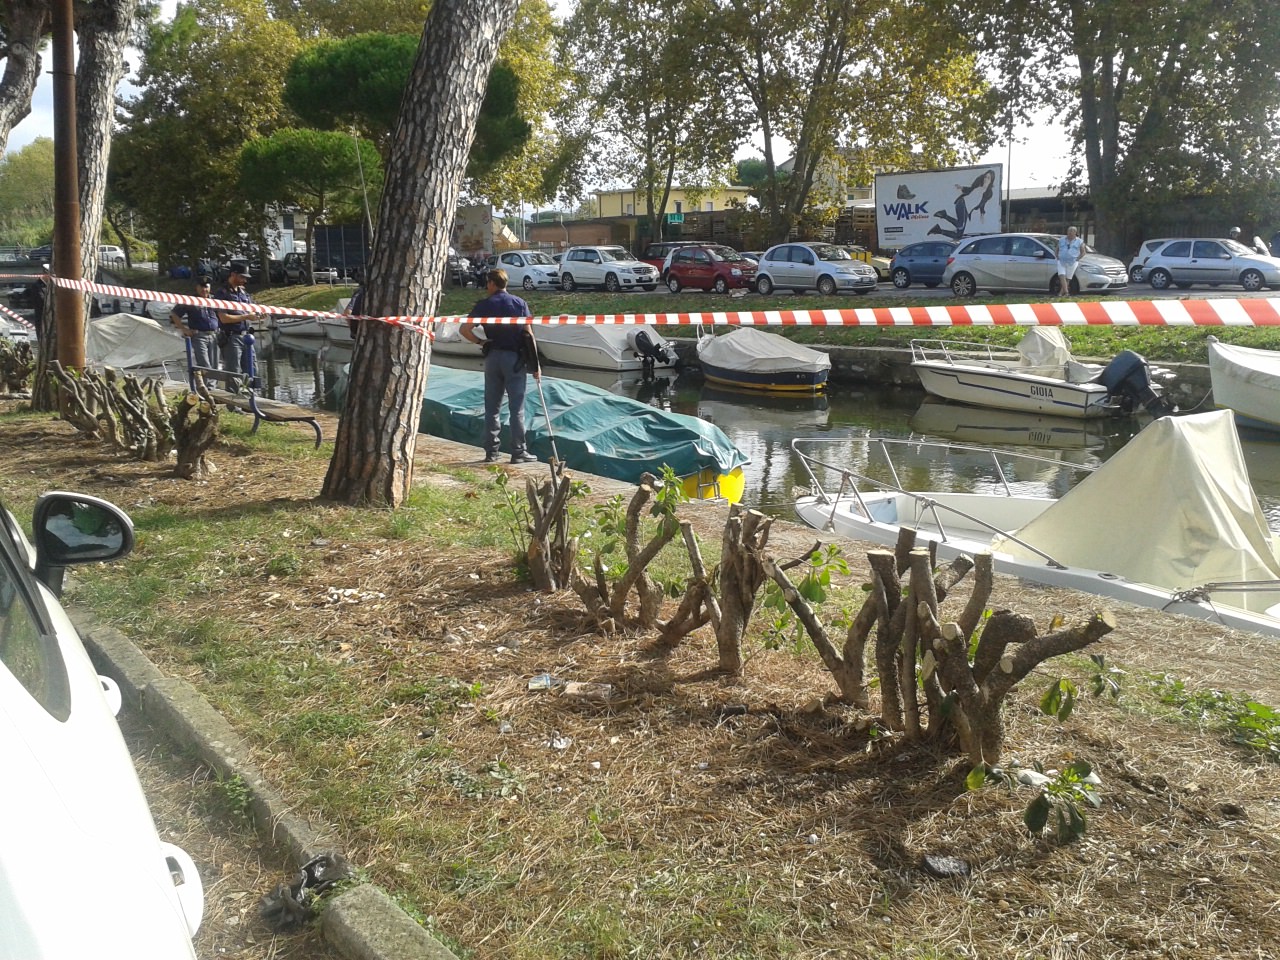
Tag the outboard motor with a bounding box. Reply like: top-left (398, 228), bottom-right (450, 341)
top-left (1097, 350), bottom-right (1174, 417)
top-left (628, 328), bottom-right (673, 378)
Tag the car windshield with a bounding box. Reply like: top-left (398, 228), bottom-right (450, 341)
top-left (813, 244), bottom-right (853, 262)
top-left (708, 246), bottom-right (745, 262)
top-left (599, 247), bottom-right (633, 262)
top-left (524, 253), bottom-right (554, 265)
top-left (1222, 239), bottom-right (1253, 255)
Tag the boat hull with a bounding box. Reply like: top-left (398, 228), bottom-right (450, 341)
top-left (701, 361), bottom-right (828, 393)
top-left (913, 360), bottom-right (1114, 419)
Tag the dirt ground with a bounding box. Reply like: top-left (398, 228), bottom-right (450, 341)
top-left (5, 403), bottom-right (1280, 959)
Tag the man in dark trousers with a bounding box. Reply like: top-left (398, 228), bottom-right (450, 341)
top-left (169, 276), bottom-right (221, 369)
top-left (461, 267), bottom-right (540, 464)
top-left (215, 264), bottom-right (256, 375)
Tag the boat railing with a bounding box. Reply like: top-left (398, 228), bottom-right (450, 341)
top-left (910, 339), bottom-right (1021, 368)
top-left (790, 436), bottom-right (1098, 570)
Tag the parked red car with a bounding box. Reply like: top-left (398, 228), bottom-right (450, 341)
top-left (640, 240), bottom-right (701, 274)
top-left (664, 244), bottom-right (758, 294)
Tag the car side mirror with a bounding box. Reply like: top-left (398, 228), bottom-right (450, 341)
top-left (32, 492), bottom-right (134, 598)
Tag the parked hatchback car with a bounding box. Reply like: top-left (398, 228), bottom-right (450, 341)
top-left (754, 242), bottom-right (878, 296)
top-left (99, 244), bottom-right (126, 265)
top-left (889, 240), bottom-right (958, 289)
top-left (1, 492), bottom-right (204, 957)
top-left (497, 249), bottom-right (560, 291)
top-left (943, 232), bottom-right (1128, 297)
top-left (1140, 238), bottom-right (1280, 292)
top-left (641, 241), bottom-right (702, 274)
top-left (664, 244), bottom-right (757, 294)
top-left (1127, 238), bottom-right (1174, 283)
top-left (559, 245), bottom-right (660, 292)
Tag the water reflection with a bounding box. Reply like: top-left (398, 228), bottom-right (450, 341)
top-left (254, 335), bottom-right (1280, 530)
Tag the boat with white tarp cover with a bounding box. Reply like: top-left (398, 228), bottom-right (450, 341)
top-left (793, 410), bottom-right (1280, 637)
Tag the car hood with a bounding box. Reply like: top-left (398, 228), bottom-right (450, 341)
top-left (1080, 252), bottom-right (1126, 269)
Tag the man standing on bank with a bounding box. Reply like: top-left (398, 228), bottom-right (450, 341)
top-left (215, 264), bottom-right (256, 375)
top-left (1056, 226), bottom-right (1084, 298)
top-left (169, 276), bottom-right (221, 369)
top-left (461, 268), bottom-right (541, 464)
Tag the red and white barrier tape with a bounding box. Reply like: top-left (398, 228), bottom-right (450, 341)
top-left (4, 271), bottom-right (1279, 328)
top-left (0, 299), bottom-right (36, 332)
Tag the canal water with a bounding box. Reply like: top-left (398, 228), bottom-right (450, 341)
top-left (258, 332), bottom-right (1280, 533)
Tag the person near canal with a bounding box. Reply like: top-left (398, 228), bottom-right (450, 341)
top-left (460, 268), bottom-right (540, 464)
top-left (1056, 226), bottom-right (1084, 297)
top-left (215, 264), bottom-right (256, 376)
top-left (169, 276), bottom-right (221, 369)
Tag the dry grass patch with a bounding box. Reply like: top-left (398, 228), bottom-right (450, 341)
top-left (3, 405), bottom-right (1279, 959)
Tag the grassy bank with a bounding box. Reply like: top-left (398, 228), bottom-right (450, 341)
top-left (3, 406), bottom-right (1280, 959)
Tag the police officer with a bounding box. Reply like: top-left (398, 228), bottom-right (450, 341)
top-left (215, 265), bottom-right (255, 376)
top-left (169, 276), bottom-right (221, 369)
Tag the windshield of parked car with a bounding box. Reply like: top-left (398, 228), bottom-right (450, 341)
top-left (599, 247), bottom-right (634, 262)
top-left (524, 253), bottom-right (555, 265)
top-left (813, 244), bottom-right (853, 262)
top-left (1222, 239), bottom-right (1254, 256)
top-left (708, 246), bottom-right (746, 262)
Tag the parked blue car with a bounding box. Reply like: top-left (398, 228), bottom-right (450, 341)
top-left (889, 240), bottom-right (958, 289)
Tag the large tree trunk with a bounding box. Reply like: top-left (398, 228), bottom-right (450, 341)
top-left (322, 0), bottom-right (518, 506)
top-left (0, 0), bottom-right (50, 154)
top-left (31, 0), bottom-right (137, 412)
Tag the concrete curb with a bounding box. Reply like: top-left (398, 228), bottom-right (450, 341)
top-left (72, 612), bottom-right (460, 960)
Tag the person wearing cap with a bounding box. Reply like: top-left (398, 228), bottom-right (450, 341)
top-left (215, 264), bottom-right (256, 375)
top-left (170, 276), bottom-right (221, 369)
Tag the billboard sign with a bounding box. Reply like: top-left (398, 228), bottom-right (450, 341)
top-left (874, 164), bottom-right (1003, 249)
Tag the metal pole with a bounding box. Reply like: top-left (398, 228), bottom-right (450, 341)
top-left (52, 0), bottom-right (85, 369)
top-left (1004, 117), bottom-right (1013, 230)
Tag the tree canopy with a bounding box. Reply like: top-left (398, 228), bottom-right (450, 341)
top-left (283, 33), bottom-right (530, 180)
top-left (0, 136), bottom-right (54, 244)
top-left (962, 0), bottom-right (1280, 252)
top-left (114, 0), bottom-right (306, 263)
top-left (239, 127), bottom-right (382, 262)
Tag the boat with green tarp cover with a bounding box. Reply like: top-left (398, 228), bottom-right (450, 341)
top-left (420, 366), bottom-right (748, 502)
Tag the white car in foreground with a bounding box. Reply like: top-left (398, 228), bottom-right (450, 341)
top-left (1, 492), bottom-right (204, 958)
top-left (497, 249), bottom-right (561, 291)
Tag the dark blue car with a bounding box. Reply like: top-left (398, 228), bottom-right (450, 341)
top-left (889, 240), bottom-right (958, 289)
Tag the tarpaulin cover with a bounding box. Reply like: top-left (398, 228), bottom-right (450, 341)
top-left (1209, 339), bottom-right (1280, 430)
top-left (993, 410), bottom-right (1280, 601)
top-left (696, 327), bottom-right (830, 376)
top-left (419, 365), bottom-right (749, 482)
top-left (85, 312), bottom-right (187, 369)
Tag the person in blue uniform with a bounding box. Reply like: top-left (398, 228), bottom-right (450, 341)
top-left (169, 276), bottom-right (221, 368)
top-left (215, 264), bottom-right (256, 375)
top-left (460, 268), bottom-right (540, 464)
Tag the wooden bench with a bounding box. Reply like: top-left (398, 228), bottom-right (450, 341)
top-left (189, 365), bottom-right (323, 448)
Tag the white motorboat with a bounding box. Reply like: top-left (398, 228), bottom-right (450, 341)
top-left (432, 321), bottom-right (678, 374)
top-left (696, 326), bottom-right (830, 392)
top-left (910, 328), bottom-right (1169, 419)
top-left (1208, 337), bottom-right (1280, 434)
top-left (792, 410), bottom-right (1280, 638)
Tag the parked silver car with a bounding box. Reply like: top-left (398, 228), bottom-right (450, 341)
top-left (942, 232), bottom-right (1128, 297)
top-left (1127, 238), bottom-right (1174, 283)
top-left (1140, 238), bottom-right (1280, 292)
top-left (753, 242), bottom-right (878, 296)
